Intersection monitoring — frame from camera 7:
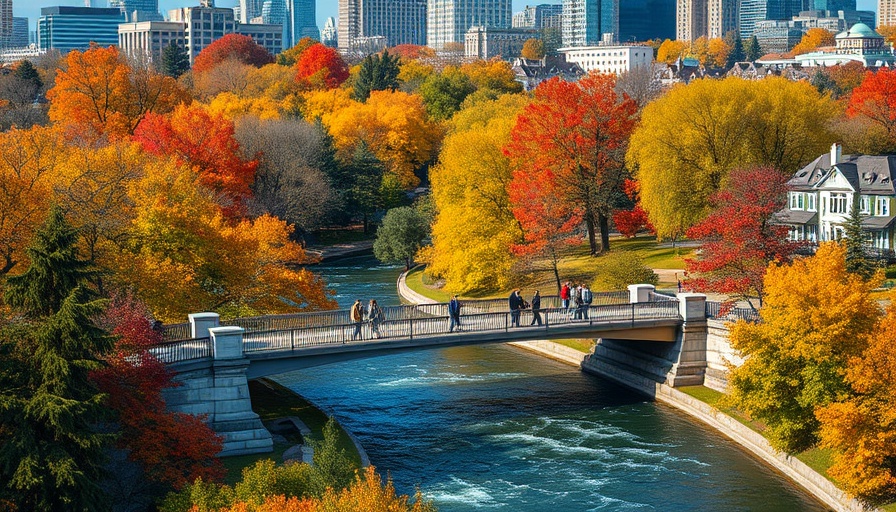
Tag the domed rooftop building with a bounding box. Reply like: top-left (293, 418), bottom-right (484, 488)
top-left (796, 22), bottom-right (895, 67)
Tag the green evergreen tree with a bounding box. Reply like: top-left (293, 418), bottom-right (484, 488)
top-left (343, 143), bottom-right (387, 234)
top-left (14, 60), bottom-right (42, 90)
top-left (744, 35), bottom-right (761, 61)
top-left (0, 208), bottom-right (113, 511)
top-left (373, 206), bottom-right (430, 269)
top-left (842, 197), bottom-right (878, 279)
top-left (160, 41), bottom-right (191, 78)
top-left (5, 206), bottom-right (95, 318)
top-left (352, 49), bottom-right (401, 102)
top-left (727, 35), bottom-right (745, 67)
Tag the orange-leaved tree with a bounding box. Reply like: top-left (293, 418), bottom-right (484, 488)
top-left (91, 294), bottom-right (224, 489)
top-left (47, 44), bottom-right (188, 138)
top-left (847, 67), bottom-right (896, 148)
top-left (134, 104), bottom-right (258, 217)
top-left (294, 43), bottom-right (349, 89)
top-left (792, 28), bottom-right (836, 55)
top-left (192, 33), bottom-right (274, 74)
top-left (816, 301), bottom-right (896, 501)
top-left (504, 73), bottom-right (637, 255)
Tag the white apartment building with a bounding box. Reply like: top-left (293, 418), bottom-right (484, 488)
top-left (167, 5), bottom-right (281, 64)
top-left (119, 21), bottom-right (186, 63)
top-left (559, 44), bottom-right (652, 74)
top-left (428, 0), bottom-right (512, 51)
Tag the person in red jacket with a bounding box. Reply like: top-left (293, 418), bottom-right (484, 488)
top-left (560, 282), bottom-right (571, 309)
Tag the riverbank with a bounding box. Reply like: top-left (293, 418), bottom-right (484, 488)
top-left (305, 240), bottom-right (374, 263)
top-left (395, 269), bottom-right (875, 512)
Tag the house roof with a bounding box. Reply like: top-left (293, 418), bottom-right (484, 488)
top-left (788, 153), bottom-right (896, 194)
top-left (836, 23), bottom-right (881, 39)
top-left (861, 216), bottom-right (896, 230)
top-left (774, 210), bottom-right (817, 225)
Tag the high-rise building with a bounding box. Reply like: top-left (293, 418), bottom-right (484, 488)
top-left (321, 16), bottom-right (337, 46)
top-left (428, 0), bottom-right (511, 50)
top-left (561, 0), bottom-right (618, 47)
top-left (119, 20), bottom-right (186, 63)
top-left (168, 5), bottom-right (282, 62)
top-left (619, 0), bottom-right (674, 42)
top-left (12, 17), bottom-right (28, 47)
top-left (676, 0), bottom-right (706, 41)
top-left (239, 0), bottom-right (264, 23)
top-left (109, 0), bottom-right (163, 21)
top-left (285, 0), bottom-right (318, 49)
top-left (0, 0), bottom-right (11, 48)
top-left (339, 0), bottom-right (427, 50)
top-left (38, 6), bottom-right (124, 53)
top-left (740, 0), bottom-right (808, 38)
top-left (513, 4), bottom-right (563, 29)
top-left (880, 0), bottom-right (896, 25)
top-left (813, 0), bottom-right (856, 9)
top-left (707, 0), bottom-right (738, 38)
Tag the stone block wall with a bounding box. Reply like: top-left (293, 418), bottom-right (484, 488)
top-left (704, 319), bottom-right (743, 393)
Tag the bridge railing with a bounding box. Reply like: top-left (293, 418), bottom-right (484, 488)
top-left (705, 301), bottom-right (760, 322)
top-left (239, 300), bottom-right (681, 355)
top-left (152, 337), bottom-right (212, 363)
top-left (161, 322), bottom-right (192, 342)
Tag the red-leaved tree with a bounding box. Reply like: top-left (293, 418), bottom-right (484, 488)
top-left (91, 295), bottom-right (225, 489)
top-left (685, 166), bottom-right (802, 308)
top-left (134, 104), bottom-right (258, 217)
top-left (612, 179), bottom-right (654, 238)
top-left (192, 34), bottom-right (274, 74)
top-left (847, 67), bottom-right (896, 144)
top-left (508, 167), bottom-right (583, 293)
top-left (294, 43), bottom-right (350, 89)
top-left (504, 74), bottom-right (637, 255)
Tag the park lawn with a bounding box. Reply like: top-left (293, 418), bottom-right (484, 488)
top-left (221, 379), bottom-right (363, 485)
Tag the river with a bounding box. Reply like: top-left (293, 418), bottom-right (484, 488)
top-left (275, 255), bottom-right (826, 511)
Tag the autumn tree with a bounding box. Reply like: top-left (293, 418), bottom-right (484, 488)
top-left (791, 28), bottom-right (835, 55)
top-left (192, 33), bottom-right (274, 74)
top-left (0, 207), bottom-right (113, 511)
top-left (656, 39), bottom-right (687, 64)
top-left (707, 37), bottom-right (731, 68)
top-left (48, 44), bottom-right (188, 138)
top-left (877, 24), bottom-right (896, 46)
top-left (161, 41), bottom-right (190, 78)
top-left (611, 179), bottom-right (653, 238)
top-left (816, 303), bottom-right (896, 501)
top-left (459, 59), bottom-right (523, 95)
top-left (615, 65), bottom-right (662, 109)
top-left (389, 44), bottom-right (436, 61)
top-left (295, 43), bottom-right (350, 89)
top-left (628, 77), bottom-right (838, 238)
top-left (690, 36), bottom-right (710, 66)
top-left (397, 59), bottom-right (435, 93)
top-left (428, 95), bottom-right (528, 293)
top-left (727, 243), bottom-right (880, 452)
top-left (0, 60), bottom-right (47, 129)
top-left (521, 38), bottom-right (546, 60)
top-left (685, 166), bottom-right (802, 308)
top-left (134, 104), bottom-right (258, 216)
top-left (505, 73), bottom-right (637, 255)
top-left (418, 66), bottom-right (476, 121)
top-left (0, 126), bottom-right (61, 277)
top-left (277, 36), bottom-right (319, 66)
top-left (91, 295), bottom-right (224, 490)
top-left (847, 67), bottom-right (896, 150)
top-left (353, 49), bottom-right (401, 101)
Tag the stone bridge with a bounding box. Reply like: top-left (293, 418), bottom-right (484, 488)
top-left (156, 286), bottom-right (734, 456)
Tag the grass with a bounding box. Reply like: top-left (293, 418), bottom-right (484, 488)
top-left (406, 236), bottom-right (694, 303)
top-left (551, 338), bottom-right (596, 353)
top-left (794, 448), bottom-right (834, 477)
top-left (220, 379), bottom-right (363, 485)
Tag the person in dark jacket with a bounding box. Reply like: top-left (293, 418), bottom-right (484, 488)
top-left (529, 290), bottom-right (542, 326)
top-left (509, 289), bottom-right (522, 327)
top-left (448, 295), bottom-right (462, 332)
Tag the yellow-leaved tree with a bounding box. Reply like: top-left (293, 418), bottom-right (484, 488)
top-left (727, 243), bottom-right (880, 452)
top-left (627, 76), bottom-right (838, 238)
top-left (427, 94), bottom-right (528, 293)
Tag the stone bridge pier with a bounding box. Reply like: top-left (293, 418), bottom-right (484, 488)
top-left (163, 313), bottom-right (273, 456)
top-left (582, 285), bottom-right (708, 393)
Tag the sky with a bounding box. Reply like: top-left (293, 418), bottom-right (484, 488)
top-left (16, 0), bottom-right (881, 34)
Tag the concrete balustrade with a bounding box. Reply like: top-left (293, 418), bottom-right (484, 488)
top-left (628, 284), bottom-right (655, 303)
top-left (189, 312), bottom-right (220, 339)
top-left (210, 326), bottom-right (245, 360)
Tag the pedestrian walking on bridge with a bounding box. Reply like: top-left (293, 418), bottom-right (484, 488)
top-left (351, 299), bottom-right (365, 340)
top-left (509, 289), bottom-right (523, 327)
top-left (368, 299), bottom-right (384, 339)
top-left (530, 290), bottom-right (542, 326)
top-left (448, 295), bottom-right (462, 332)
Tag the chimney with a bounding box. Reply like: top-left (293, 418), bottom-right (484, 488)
top-left (830, 143), bottom-right (841, 166)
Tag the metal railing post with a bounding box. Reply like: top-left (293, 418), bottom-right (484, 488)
top-left (631, 303), bottom-right (635, 328)
top-left (410, 318), bottom-right (414, 339)
top-left (291, 329), bottom-right (295, 351)
top-left (505, 313), bottom-right (508, 332)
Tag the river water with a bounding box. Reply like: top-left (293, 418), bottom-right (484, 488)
top-left (275, 255), bottom-right (826, 511)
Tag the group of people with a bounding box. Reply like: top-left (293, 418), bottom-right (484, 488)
top-left (350, 299), bottom-right (385, 340)
top-left (509, 289), bottom-right (542, 327)
top-left (559, 281), bottom-right (593, 319)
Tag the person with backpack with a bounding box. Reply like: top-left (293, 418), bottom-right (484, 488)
top-left (581, 284), bottom-right (593, 319)
top-left (350, 299), bottom-right (365, 340)
top-left (448, 295), bottom-right (462, 332)
top-left (368, 299), bottom-right (384, 339)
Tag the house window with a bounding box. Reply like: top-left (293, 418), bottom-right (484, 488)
top-left (807, 224), bottom-right (818, 242)
top-left (790, 192), bottom-right (804, 210)
top-left (875, 230), bottom-right (890, 249)
top-left (877, 197), bottom-right (890, 216)
top-left (830, 192), bottom-right (847, 214)
top-left (807, 193), bottom-right (817, 212)
top-left (831, 226), bottom-right (844, 240)
top-left (860, 195), bottom-right (871, 214)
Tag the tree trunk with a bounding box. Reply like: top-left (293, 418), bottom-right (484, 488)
top-left (550, 248), bottom-right (561, 294)
top-left (585, 212), bottom-right (598, 255)
top-left (598, 212), bottom-right (610, 254)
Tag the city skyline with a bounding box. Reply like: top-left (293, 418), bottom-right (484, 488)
top-left (15, 0), bottom-right (880, 37)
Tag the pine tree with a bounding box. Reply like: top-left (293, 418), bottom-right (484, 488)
top-left (14, 60), bottom-right (42, 90)
top-left (160, 41), bottom-right (190, 78)
top-left (5, 206), bottom-right (95, 318)
top-left (727, 35), bottom-right (745, 67)
top-left (842, 197), bottom-right (877, 279)
top-left (343, 143), bottom-right (386, 234)
top-left (745, 35), bottom-right (762, 61)
top-left (0, 208), bottom-right (113, 511)
top-left (352, 49), bottom-right (401, 101)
